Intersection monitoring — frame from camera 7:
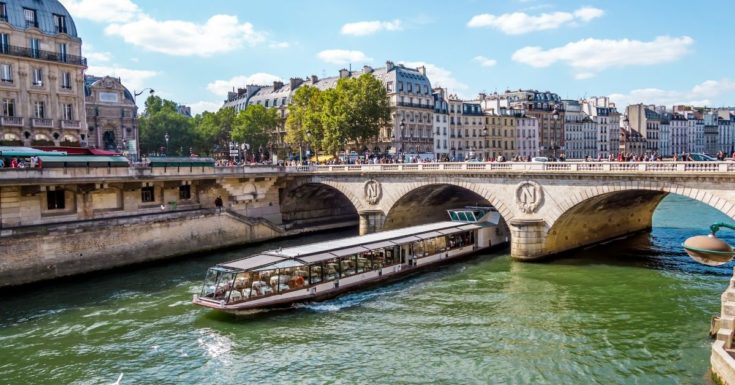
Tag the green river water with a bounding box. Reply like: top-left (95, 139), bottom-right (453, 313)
top-left (1, 195), bottom-right (734, 385)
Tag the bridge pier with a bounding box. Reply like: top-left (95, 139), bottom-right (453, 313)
top-left (509, 218), bottom-right (547, 260)
top-left (359, 210), bottom-right (385, 235)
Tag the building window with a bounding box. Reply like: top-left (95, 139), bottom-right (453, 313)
top-left (398, 81), bottom-right (403, 92)
top-left (29, 38), bottom-right (40, 58)
top-left (407, 82), bottom-right (412, 93)
top-left (34, 101), bottom-right (44, 118)
top-left (0, 63), bottom-right (11, 83)
top-left (63, 104), bottom-right (73, 120)
top-left (0, 33), bottom-right (7, 54)
top-left (141, 186), bottom-right (155, 202)
top-left (47, 189), bottom-right (65, 210)
top-left (53, 14), bottom-right (67, 34)
top-left (386, 81), bottom-right (393, 92)
top-left (264, 100), bottom-right (269, 107)
top-left (58, 43), bottom-right (67, 62)
top-left (32, 68), bottom-right (42, 86)
top-left (2, 98), bottom-right (14, 116)
top-left (0, 3), bottom-right (7, 22)
top-left (61, 72), bottom-right (71, 89)
top-left (23, 8), bottom-right (37, 28)
top-left (179, 185), bottom-right (191, 200)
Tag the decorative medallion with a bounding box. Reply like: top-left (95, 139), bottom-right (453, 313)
top-left (364, 179), bottom-right (382, 205)
top-left (515, 181), bottom-right (543, 214)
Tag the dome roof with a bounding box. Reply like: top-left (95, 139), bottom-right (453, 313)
top-left (5, 0), bottom-right (78, 38)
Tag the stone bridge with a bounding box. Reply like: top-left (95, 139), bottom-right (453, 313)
top-left (284, 161), bottom-right (735, 260)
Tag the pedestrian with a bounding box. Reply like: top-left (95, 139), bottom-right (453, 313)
top-left (215, 196), bottom-right (223, 213)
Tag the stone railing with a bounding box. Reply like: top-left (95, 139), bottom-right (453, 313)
top-left (287, 161), bottom-right (735, 174)
top-left (0, 116), bottom-right (23, 127)
top-left (3, 162), bottom-right (735, 182)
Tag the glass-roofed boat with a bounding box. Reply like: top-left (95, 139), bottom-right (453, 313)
top-left (192, 207), bottom-right (508, 313)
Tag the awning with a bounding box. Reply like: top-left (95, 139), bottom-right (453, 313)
top-left (220, 254), bottom-right (285, 271)
top-left (363, 241), bottom-right (396, 250)
top-left (390, 235), bottom-right (421, 244)
top-left (330, 246), bottom-right (370, 257)
top-left (299, 253), bottom-right (339, 264)
top-left (254, 259), bottom-right (304, 271)
top-left (0, 146), bottom-right (67, 157)
top-left (437, 227), bottom-right (468, 236)
top-left (89, 148), bottom-right (122, 156)
top-left (416, 231), bottom-right (444, 240)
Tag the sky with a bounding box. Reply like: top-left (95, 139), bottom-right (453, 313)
top-left (60, 0), bottom-right (735, 115)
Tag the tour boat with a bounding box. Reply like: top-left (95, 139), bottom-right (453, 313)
top-left (192, 207), bottom-right (509, 314)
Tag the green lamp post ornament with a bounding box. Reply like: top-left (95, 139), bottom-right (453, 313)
top-left (683, 222), bottom-right (735, 266)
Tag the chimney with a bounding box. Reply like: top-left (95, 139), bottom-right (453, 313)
top-left (339, 68), bottom-right (350, 79)
top-left (289, 77), bottom-right (303, 90)
top-left (272, 81), bottom-right (284, 90)
top-left (386, 61), bottom-right (395, 71)
top-left (417, 65), bottom-right (426, 76)
top-left (310, 75), bottom-right (318, 84)
top-left (362, 65), bottom-right (373, 74)
top-left (237, 88), bottom-right (246, 96)
top-left (478, 92), bottom-right (486, 100)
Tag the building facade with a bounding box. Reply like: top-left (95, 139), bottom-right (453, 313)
top-left (221, 61), bottom-right (433, 158)
top-left (432, 88), bottom-right (449, 160)
top-left (626, 104), bottom-right (660, 154)
top-left (0, 0), bottom-right (87, 147)
top-left (84, 75), bottom-right (137, 151)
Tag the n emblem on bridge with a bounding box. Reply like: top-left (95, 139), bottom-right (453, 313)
top-left (516, 181), bottom-right (543, 214)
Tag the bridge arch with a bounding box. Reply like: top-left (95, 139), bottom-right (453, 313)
top-left (542, 181), bottom-right (735, 257)
top-left (379, 176), bottom-right (516, 226)
top-left (280, 178), bottom-right (359, 229)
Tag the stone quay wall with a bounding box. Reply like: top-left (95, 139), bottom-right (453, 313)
top-left (0, 209), bottom-right (354, 288)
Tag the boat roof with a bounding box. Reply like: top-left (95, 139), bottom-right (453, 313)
top-left (219, 221), bottom-right (485, 271)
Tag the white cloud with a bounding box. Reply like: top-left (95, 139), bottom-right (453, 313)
top-left (467, 6), bottom-right (604, 34)
top-left (400, 61), bottom-right (468, 92)
top-left (188, 101), bottom-right (223, 115)
top-left (105, 15), bottom-right (265, 57)
top-left (86, 65), bottom-right (157, 91)
top-left (317, 49), bottom-right (372, 65)
top-left (340, 19), bottom-right (402, 36)
top-left (268, 41), bottom-right (291, 49)
top-left (473, 56), bottom-right (497, 67)
top-left (206, 73), bottom-right (283, 97)
top-left (512, 35), bottom-right (694, 78)
top-left (609, 79), bottom-right (735, 108)
top-left (60, 0), bottom-right (140, 23)
top-left (83, 44), bottom-right (112, 63)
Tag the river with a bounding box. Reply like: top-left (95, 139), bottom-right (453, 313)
top-left (1, 195), bottom-right (733, 385)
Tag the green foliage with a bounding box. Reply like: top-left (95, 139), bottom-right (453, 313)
top-left (231, 104), bottom-right (277, 149)
top-left (284, 74), bottom-right (390, 155)
top-left (139, 95), bottom-right (196, 156)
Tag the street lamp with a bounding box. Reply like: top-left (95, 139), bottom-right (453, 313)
top-left (164, 132), bottom-right (169, 156)
top-left (551, 108), bottom-right (560, 159)
top-left (683, 222), bottom-right (735, 266)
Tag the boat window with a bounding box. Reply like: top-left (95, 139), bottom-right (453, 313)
top-left (309, 264), bottom-right (323, 285)
top-left (340, 255), bottom-right (357, 277)
top-left (413, 240), bottom-right (426, 257)
top-left (356, 253), bottom-right (370, 273)
top-left (276, 266), bottom-right (309, 292)
top-left (228, 272), bottom-right (251, 303)
top-left (215, 271), bottom-right (236, 302)
top-left (458, 212), bottom-right (469, 221)
top-left (250, 270), bottom-right (275, 298)
top-left (449, 211), bottom-right (459, 221)
top-left (425, 236), bottom-right (446, 255)
top-left (373, 250), bottom-right (385, 269)
top-left (200, 268), bottom-right (219, 298)
top-left (324, 258), bottom-right (340, 281)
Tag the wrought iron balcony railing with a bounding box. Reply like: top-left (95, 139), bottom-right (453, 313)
top-left (0, 44), bottom-right (87, 66)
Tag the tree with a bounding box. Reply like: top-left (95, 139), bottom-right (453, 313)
top-left (196, 107), bottom-right (236, 154)
top-left (232, 104), bottom-right (277, 156)
top-left (285, 85), bottom-right (324, 158)
top-left (336, 74), bottom-right (391, 147)
top-left (139, 95), bottom-right (196, 156)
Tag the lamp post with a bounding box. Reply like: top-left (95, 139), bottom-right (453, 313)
top-left (164, 132), bottom-right (169, 156)
top-left (551, 107), bottom-right (560, 159)
top-left (683, 222), bottom-right (735, 266)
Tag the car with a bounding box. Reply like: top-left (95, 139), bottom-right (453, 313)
top-left (688, 153), bottom-right (717, 161)
top-left (531, 156), bottom-right (549, 163)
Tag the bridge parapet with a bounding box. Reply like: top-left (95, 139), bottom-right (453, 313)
top-left (288, 161), bottom-right (735, 174)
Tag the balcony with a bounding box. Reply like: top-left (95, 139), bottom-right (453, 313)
top-left (396, 101), bottom-right (434, 110)
top-left (61, 120), bottom-right (81, 129)
top-left (31, 118), bottom-right (53, 128)
top-left (0, 116), bottom-right (22, 127)
top-left (0, 44), bottom-right (87, 66)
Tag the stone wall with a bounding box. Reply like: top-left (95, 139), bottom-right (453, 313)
top-left (0, 210), bottom-right (286, 288)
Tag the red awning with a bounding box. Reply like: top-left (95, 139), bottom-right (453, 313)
top-left (89, 148), bottom-right (122, 156)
